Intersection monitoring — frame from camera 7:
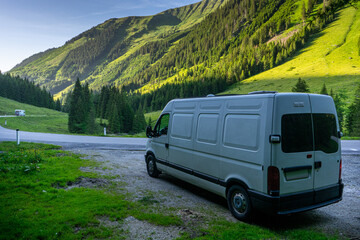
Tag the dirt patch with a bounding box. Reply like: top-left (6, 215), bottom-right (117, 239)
top-left (67, 176), bottom-right (110, 190)
top-left (122, 216), bottom-right (181, 240)
top-left (52, 176), bottom-right (110, 190)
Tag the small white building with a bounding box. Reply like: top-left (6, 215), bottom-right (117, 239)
top-left (15, 109), bottom-right (25, 116)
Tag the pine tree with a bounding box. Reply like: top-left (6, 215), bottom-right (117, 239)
top-left (346, 83), bottom-right (360, 136)
top-left (83, 84), bottom-right (96, 133)
top-left (308, 0), bottom-right (315, 14)
top-left (68, 79), bottom-right (86, 133)
top-left (320, 83), bottom-right (328, 95)
top-left (55, 99), bottom-right (61, 111)
top-left (302, 2), bottom-right (307, 21)
top-left (330, 88), bottom-right (346, 131)
top-left (132, 106), bottom-right (147, 133)
top-left (292, 78), bottom-right (310, 93)
top-left (108, 100), bottom-right (121, 133)
top-left (67, 79), bottom-right (96, 134)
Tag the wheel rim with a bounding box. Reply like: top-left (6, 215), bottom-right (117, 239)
top-left (148, 157), bottom-right (154, 174)
top-left (232, 192), bottom-right (247, 215)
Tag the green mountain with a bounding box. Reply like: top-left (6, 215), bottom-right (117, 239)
top-left (10, 0), bottom-right (228, 99)
top-left (9, 0), bottom-right (360, 104)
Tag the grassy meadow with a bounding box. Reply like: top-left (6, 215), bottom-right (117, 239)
top-left (224, 6), bottom-right (360, 98)
top-left (0, 142), bottom-right (339, 239)
top-left (0, 142), bottom-right (181, 239)
top-left (0, 97), bottom-right (69, 134)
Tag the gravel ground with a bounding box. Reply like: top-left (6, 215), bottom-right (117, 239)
top-left (68, 147), bottom-right (360, 239)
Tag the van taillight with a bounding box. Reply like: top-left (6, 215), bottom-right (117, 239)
top-left (339, 159), bottom-right (342, 181)
top-left (268, 166), bottom-right (280, 196)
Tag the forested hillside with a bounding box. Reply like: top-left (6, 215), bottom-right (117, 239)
top-left (9, 0), bottom-right (359, 116)
top-left (0, 72), bottom-right (59, 111)
top-left (9, 0), bottom-right (227, 99)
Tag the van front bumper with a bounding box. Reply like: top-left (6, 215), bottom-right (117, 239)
top-left (248, 181), bottom-right (344, 215)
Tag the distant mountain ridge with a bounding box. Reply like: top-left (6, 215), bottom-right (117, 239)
top-left (10, 0), bottom-right (227, 98)
top-left (9, 0), bottom-right (359, 103)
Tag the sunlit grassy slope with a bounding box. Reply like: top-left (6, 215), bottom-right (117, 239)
top-left (0, 97), bottom-right (69, 134)
top-left (224, 6), bottom-right (360, 96)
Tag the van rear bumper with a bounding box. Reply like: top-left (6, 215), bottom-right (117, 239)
top-left (248, 181), bottom-right (344, 215)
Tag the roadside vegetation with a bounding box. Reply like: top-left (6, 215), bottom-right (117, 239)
top-left (66, 80), bottom-right (147, 135)
top-left (0, 72), bottom-right (60, 111)
top-left (0, 97), bottom-right (68, 134)
top-left (0, 142), bottom-right (339, 239)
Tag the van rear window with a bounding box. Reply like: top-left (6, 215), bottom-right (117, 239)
top-left (281, 113), bottom-right (338, 153)
top-left (313, 114), bottom-right (338, 153)
top-left (282, 114), bottom-right (313, 153)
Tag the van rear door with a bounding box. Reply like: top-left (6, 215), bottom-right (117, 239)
top-left (309, 95), bottom-right (341, 198)
top-left (272, 94), bottom-right (315, 195)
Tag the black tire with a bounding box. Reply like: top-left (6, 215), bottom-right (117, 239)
top-left (146, 154), bottom-right (160, 178)
top-left (227, 185), bottom-right (252, 221)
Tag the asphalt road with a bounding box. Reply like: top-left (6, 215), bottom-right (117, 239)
top-left (0, 126), bottom-right (147, 150)
top-left (1, 125), bottom-right (359, 153)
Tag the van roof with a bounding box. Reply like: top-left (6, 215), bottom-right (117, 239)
top-left (163, 92), bottom-right (332, 110)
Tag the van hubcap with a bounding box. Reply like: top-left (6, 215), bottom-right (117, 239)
top-left (233, 193), bottom-right (247, 214)
top-left (148, 160), bottom-right (154, 174)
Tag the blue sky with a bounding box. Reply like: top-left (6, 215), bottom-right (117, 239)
top-left (0, 0), bottom-right (200, 72)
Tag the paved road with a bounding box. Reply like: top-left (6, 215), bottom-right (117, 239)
top-left (341, 140), bottom-right (360, 154)
top-left (1, 125), bottom-right (358, 153)
top-left (0, 126), bottom-right (147, 150)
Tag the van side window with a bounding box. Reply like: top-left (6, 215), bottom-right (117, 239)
top-left (154, 114), bottom-right (170, 136)
top-left (313, 114), bottom-right (338, 153)
top-left (282, 114), bottom-right (313, 153)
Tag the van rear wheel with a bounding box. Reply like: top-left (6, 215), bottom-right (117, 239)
top-left (227, 185), bottom-right (252, 221)
top-left (146, 154), bottom-right (160, 178)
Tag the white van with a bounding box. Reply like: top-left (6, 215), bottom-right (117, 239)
top-left (15, 109), bottom-right (25, 116)
top-left (145, 92), bottom-right (343, 220)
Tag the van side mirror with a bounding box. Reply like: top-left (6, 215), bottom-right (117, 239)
top-left (146, 126), bottom-right (154, 138)
top-left (338, 131), bottom-right (343, 138)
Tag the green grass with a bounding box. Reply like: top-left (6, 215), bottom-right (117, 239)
top-left (0, 142), bottom-right (340, 239)
top-left (0, 97), bottom-right (69, 134)
top-left (145, 110), bottom-right (162, 127)
top-left (224, 6), bottom-right (360, 97)
top-left (341, 136), bottom-right (360, 140)
top-left (0, 97), bottom-right (107, 135)
top-left (1, 115), bottom-right (69, 134)
top-left (179, 220), bottom-right (337, 240)
top-left (0, 142), bottom-right (181, 239)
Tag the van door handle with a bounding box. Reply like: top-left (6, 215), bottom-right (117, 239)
top-left (314, 161), bottom-right (322, 169)
top-left (165, 143), bottom-right (169, 149)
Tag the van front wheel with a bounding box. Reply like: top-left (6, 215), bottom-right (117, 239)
top-left (146, 154), bottom-right (160, 178)
top-left (227, 185), bottom-right (252, 221)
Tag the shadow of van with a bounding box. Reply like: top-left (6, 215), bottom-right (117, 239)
top-left (157, 173), bottom-right (335, 231)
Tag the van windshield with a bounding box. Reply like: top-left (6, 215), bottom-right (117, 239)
top-left (281, 113), bottom-right (338, 153)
